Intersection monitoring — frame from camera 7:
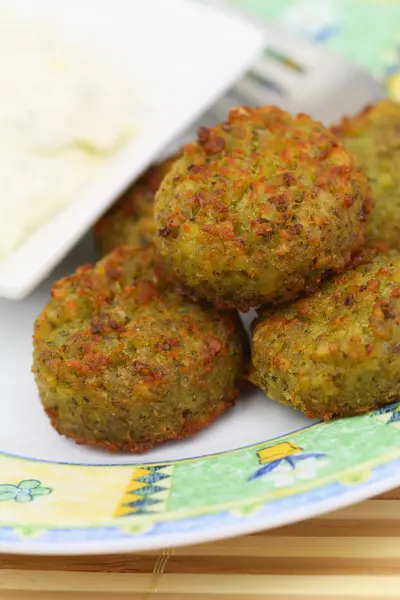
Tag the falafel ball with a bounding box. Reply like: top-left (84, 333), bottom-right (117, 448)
top-left (94, 155), bottom-right (178, 255)
top-left (155, 106), bottom-right (372, 311)
top-left (249, 252), bottom-right (400, 419)
top-left (332, 100), bottom-right (400, 251)
top-left (33, 245), bottom-right (245, 453)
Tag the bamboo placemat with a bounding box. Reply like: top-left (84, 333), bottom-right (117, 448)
top-left (1, 487), bottom-right (400, 600)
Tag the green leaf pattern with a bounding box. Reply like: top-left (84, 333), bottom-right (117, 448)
top-left (0, 479), bottom-right (52, 503)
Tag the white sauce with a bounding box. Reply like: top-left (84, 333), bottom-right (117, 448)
top-left (0, 15), bottom-right (135, 260)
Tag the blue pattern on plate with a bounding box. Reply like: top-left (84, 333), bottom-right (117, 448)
top-left (1, 456), bottom-right (399, 544)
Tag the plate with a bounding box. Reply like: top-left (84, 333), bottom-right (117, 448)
top-left (0, 0), bottom-right (263, 300)
top-left (1, 236), bottom-right (400, 555)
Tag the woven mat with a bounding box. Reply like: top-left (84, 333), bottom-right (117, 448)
top-left (1, 487), bottom-right (399, 600)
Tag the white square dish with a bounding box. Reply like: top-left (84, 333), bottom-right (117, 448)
top-left (0, 0), bottom-right (264, 299)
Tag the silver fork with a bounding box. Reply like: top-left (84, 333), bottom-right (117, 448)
top-left (162, 12), bottom-right (385, 156)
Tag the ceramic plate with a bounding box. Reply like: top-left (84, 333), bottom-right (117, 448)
top-left (0, 0), bottom-right (263, 300)
top-left (1, 235), bottom-right (400, 555)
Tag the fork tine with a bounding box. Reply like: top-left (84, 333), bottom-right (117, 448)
top-left (235, 13), bottom-right (336, 72)
top-left (161, 5), bottom-right (386, 158)
top-left (231, 17), bottom-right (385, 123)
top-left (249, 55), bottom-right (303, 96)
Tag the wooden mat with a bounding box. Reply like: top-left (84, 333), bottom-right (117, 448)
top-left (1, 488), bottom-right (400, 600)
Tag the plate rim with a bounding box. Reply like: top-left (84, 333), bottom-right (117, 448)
top-left (1, 406), bottom-right (400, 556)
top-left (2, 469), bottom-right (400, 556)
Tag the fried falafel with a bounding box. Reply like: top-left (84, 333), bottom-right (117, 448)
top-left (332, 100), bottom-right (400, 250)
top-left (249, 252), bottom-right (400, 419)
top-left (155, 106), bottom-right (372, 311)
top-left (94, 155), bottom-right (178, 255)
top-left (33, 245), bottom-right (245, 453)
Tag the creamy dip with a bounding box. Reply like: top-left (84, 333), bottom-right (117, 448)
top-left (0, 15), bottom-right (135, 260)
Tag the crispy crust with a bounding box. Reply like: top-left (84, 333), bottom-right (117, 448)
top-left (249, 252), bottom-right (400, 419)
top-left (332, 100), bottom-right (400, 250)
top-left (33, 245), bottom-right (245, 453)
top-left (156, 106), bottom-right (372, 310)
top-left (44, 395), bottom-right (236, 453)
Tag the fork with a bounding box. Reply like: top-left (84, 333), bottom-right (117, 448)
top-left (163, 12), bottom-right (385, 156)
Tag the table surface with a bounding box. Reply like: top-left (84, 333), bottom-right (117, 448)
top-left (1, 487), bottom-right (399, 599)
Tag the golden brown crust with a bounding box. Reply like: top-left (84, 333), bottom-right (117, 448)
top-left (33, 245), bottom-right (245, 453)
top-left (332, 100), bottom-right (400, 250)
top-left (249, 252), bottom-right (400, 419)
top-left (44, 395), bottom-right (236, 453)
top-left (156, 106), bottom-right (371, 310)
